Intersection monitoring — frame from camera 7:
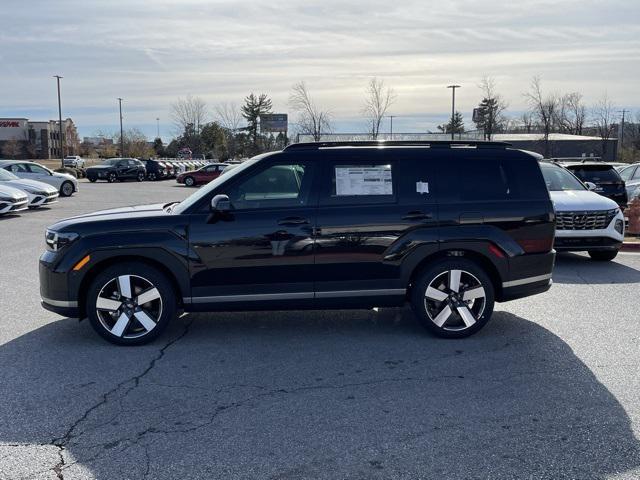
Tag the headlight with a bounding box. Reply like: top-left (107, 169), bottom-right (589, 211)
top-left (45, 230), bottom-right (79, 251)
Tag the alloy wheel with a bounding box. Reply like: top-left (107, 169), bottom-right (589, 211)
top-left (95, 274), bottom-right (163, 339)
top-left (61, 182), bottom-right (73, 196)
top-left (423, 269), bottom-right (486, 331)
top-left (185, 177), bottom-right (195, 187)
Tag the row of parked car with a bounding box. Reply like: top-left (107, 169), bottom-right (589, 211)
top-left (84, 158), bottom-right (214, 183)
top-left (0, 160), bottom-right (79, 216)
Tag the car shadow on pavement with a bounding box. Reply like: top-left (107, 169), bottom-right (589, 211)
top-left (0, 309), bottom-right (638, 479)
top-left (554, 252), bottom-right (640, 284)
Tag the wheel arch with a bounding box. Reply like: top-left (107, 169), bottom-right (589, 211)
top-left (77, 255), bottom-right (185, 318)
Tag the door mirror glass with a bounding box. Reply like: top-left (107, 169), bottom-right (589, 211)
top-left (584, 181), bottom-right (597, 191)
top-left (211, 194), bottom-right (231, 212)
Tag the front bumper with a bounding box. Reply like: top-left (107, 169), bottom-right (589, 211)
top-left (28, 191), bottom-right (59, 208)
top-left (40, 254), bottom-right (80, 318)
top-left (0, 197), bottom-right (29, 214)
top-left (554, 211), bottom-right (624, 252)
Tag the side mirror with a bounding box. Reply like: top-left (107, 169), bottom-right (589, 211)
top-left (211, 194), bottom-right (231, 212)
top-left (584, 181), bottom-right (597, 191)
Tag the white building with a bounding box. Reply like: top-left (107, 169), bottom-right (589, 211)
top-left (0, 117), bottom-right (78, 159)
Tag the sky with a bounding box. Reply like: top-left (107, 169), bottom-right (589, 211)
top-left (1, 0), bottom-right (638, 141)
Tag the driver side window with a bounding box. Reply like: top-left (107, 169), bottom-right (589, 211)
top-left (226, 161), bottom-right (314, 210)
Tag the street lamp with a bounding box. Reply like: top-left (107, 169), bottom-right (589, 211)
top-left (387, 115), bottom-right (396, 140)
top-left (117, 98), bottom-right (124, 157)
top-left (53, 75), bottom-right (64, 167)
top-left (447, 85), bottom-right (461, 141)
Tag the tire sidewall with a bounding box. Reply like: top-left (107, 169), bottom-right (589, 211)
top-left (410, 258), bottom-right (495, 339)
top-left (185, 176), bottom-right (195, 187)
top-left (86, 262), bottom-right (176, 345)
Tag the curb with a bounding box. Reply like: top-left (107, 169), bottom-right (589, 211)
top-left (621, 241), bottom-right (640, 252)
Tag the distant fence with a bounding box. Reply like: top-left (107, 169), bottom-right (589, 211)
top-left (294, 132), bottom-right (485, 143)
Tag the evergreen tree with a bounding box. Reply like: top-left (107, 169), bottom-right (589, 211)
top-left (241, 93), bottom-right (272, 152)
top-left (437, 112), bottom-right (465, 135)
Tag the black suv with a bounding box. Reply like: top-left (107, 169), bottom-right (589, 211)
top-left (86, 158), bottom-right (147, 183)
top-left (143, 159), bottom-right (169, 181)
top-left (40, 141), bottom-right (555, 345)
top-left (562, 162), bottom-right (628, 208)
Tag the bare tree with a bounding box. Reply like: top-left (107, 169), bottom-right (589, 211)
top-left (362, 78), bottom-right (396, 139)
top-left (520, 113), bottom-right (534, 133)
top-left (215, 102), bottom-right (243, 132)
top-left (592, 93), bottom-right (617, 157)
top-left (555, 92), bottom-right (587, 135)
top-left (474, 76), bottom-right (507, 140)
top-left (524, 76), bottom-right (559, 157)
top-left (289, 81), bottom-right (332, 142)
top-left (1, 138), bottom-right (22, 158)
top-left (170, 95), bottom-right (208, 135)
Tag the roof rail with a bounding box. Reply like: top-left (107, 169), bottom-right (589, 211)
top-left (284, 140), bottom-right (512, 150)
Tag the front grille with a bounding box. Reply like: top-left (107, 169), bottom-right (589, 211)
top-left (556, 209), bottom-right (617, 230)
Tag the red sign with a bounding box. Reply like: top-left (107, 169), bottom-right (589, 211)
top-left (0, 121), bottom-right (20, 128)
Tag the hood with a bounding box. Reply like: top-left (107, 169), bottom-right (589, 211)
top-left (0, 178), bottom-right (58, 193)
top-left (549, 189), bottom-right (619, 212)
top-left (0, 183), bottom-right (29, 199)
top-left (51, 203), bottom-right (170, 231)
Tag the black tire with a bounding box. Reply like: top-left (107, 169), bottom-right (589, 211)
top-left (108, 172), bottom-right (117, 183)
top-left (137, 172), bottom-right (145, 182)
top-left (60, 181), bottom-right (74, 197)
top-left (410, 258), bottom-right (495, 339)
top-left (588, 249), bottom-right (619, 261)
top-left (86, 262), bottom-right (176, 346)
top-left (148, 172), bottom-right (157, 181)
top-left (88, 177), bottom-right (97, 183)
top-left (184, 176), bottom-right (196, 187)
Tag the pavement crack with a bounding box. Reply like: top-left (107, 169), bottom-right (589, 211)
top-left (46, 318), bottom-right (193, 477)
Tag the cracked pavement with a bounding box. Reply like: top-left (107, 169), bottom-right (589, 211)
top-left (1, 180), bottom-right (640, 479)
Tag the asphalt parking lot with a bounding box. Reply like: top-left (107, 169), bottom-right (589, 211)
top-left (1, 179), bottom-right (640, 480)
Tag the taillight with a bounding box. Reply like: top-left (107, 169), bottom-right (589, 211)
top-left (517, 238), bottom-right (553, 254)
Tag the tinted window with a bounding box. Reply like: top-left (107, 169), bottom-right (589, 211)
top-left (439, 156), bottom-right (546, 202)
top-left (28, 164), bottom-right (49, 174)
top-left (320, 160), bottom-right (395, 206)
top-left (568, 166), bottom-right (621, 183)
top-left (8, 163), bottom-right (28, 173)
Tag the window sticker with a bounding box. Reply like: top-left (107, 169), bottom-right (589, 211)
top-left (335, 165), bottom-right (392, 196)
top-left (416, 181), bottom-right (430, 194)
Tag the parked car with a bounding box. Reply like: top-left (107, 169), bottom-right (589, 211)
top-left (177, 163), bottom-right (229, 186)
top-left (63, 155), bottom-right (86, 169)
top-left (562, 162), bottom-right (628, 208)
top-left (86, 158), bottom-right (146, 183)
top-left (0, 183), bottom-right (29, 216)
top-left (618, 163), bottom-right (640, 202)
top-left (143, 159), bottom-right (169, 181)
top-left (540, 162), bottom-right (624, 261)
top-left (0, 160), bottom-right (78, 197)
top-left (0, 168), bottom-right (59, 208)
top-left (39, 140), bottom-right (555, 345)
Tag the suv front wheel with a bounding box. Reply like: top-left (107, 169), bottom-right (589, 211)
top-left (86, 262), bottom-right (176, 345)
top-left (410, 259), bottom-right (495, 338)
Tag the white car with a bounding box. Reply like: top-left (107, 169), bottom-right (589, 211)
top-left (0, 160), bottom-right (78, 197)
top-left (63, 155), bottom-right (85, 169)
top-left (0, 184), bottom-right (29, 216)
top-left (540, 162), bottom-right (624, 261)
top-left (0, 168), bottom-right (59, 208)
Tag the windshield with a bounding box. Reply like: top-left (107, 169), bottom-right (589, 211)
top-left (567, 165), bottom-right (621, 183)
top-left (172, 153), bottom-right (274, 214)
top-left (619, 166), bottom-right (635, 181)
top-left (0, 169), bottom-right (19, 181)
top-left (540, 164), bottom-right (586, 191)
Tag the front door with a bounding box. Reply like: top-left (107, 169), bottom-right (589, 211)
top-left (187, 155), bottom-right (319, 309)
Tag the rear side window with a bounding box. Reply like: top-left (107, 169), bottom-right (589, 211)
top-left (320, 161), bottom-right (395, 205)
top-left (439, 156), bottom-right (547, 202)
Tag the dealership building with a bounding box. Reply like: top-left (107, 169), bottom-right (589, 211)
top-left (0, 117), bottom-right (78, 159)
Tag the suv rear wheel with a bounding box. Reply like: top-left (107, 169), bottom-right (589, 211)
top-left (411, 259), bottom-right (495, 338)
top-left (588, 249), bottom-right (619, 261)
top-left (107, 172), bottom-right (117, 183)
top-left (86, 262), bottom-right (176, 345)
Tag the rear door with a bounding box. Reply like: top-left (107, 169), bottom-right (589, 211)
top-left (313, 148), bottom-right (438, 305)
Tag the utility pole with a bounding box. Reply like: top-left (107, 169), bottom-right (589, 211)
top-left (54, 75), bottom-right (64, 167)
top-left (619, 109), bottom-right (629, 158)
top-left (388, 115), bottom-right (395, 140)
top-left (447, 85), bottom-right (461, 140)
top-left (117, 98), bottom-right (124, 157)
top-left (156, 117), bottom-right (160, 139)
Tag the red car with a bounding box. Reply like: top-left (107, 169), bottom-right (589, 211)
top-left (177, 163), bottom-right (229, 187)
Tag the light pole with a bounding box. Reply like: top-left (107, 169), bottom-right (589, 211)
top-left (54, 75), bottom-right (64, 167)
top-left (388, 115), bottom-right (395, 140)
top-left (619, 109), bottom-right (629, 159)
top-left (117, 98), bottom-right (124, 157)
top-left (447, 85), bottom-right (461, 140)
top-left (156, 117), bottom-right (160, 139)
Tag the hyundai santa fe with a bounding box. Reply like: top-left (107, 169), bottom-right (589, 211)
top-left (40, 141), bottom-right (556, 345)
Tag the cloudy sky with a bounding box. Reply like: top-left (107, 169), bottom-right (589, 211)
top-left (1, 0), bottom-right (638, 140)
